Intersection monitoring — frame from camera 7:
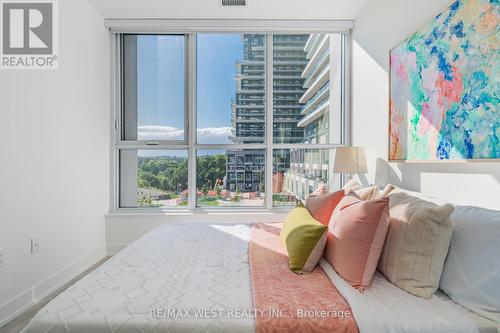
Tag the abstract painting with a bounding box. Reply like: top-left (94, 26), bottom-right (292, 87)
top-left (389, 0), bottom-right (499, 161)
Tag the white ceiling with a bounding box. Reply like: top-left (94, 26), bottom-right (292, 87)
top-left (87, 0), bottom-right (369, 20)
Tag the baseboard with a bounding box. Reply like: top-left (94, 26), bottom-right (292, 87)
top-left (0, 246), bottom-right (106, 327)
top-left (0, 290), bottom-right (33, 329)
top-left (106, 243), bottom-right (127, 255)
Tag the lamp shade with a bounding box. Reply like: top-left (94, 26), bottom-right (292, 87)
top-left (333, 147), bottom-right (367, 174)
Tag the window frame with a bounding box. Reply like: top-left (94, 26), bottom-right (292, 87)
top-left (110, 28), bottom-right (352, 213)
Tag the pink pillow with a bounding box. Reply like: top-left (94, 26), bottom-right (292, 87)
top-left (324, 192), bottom-right (390, 291)
top-left (305, 190), bottom-right (345, 225)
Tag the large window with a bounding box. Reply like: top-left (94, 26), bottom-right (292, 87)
top-left (120, 150), bottom-right (188, 208)
top-left (115, 32), bottom-right (347, 210)
top-left (122, 35), bottom-right (186, 142)
top-left (196, 34), bottom-right (266, 144)
top-left (197, 149), bottom-right (265, 207)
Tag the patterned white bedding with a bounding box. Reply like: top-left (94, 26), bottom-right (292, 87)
top-left (23, 223), bottom-right (496, 333)
top-left (22, 224), bottom-right (255, 333)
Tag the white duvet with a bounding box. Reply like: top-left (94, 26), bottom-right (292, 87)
top-left (23, 224), bottom-right (494, 333)
top-left (23, 224), bottom-right (255, 333)
top-left (319, 258), bottom-right (496, 333)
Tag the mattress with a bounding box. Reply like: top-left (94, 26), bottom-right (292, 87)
top-left (319, 258), bottom-right (498, 333)
top-left (23, 223), bottom-right (497, 333)
top-left (22, 224), bottom-right (255, 333)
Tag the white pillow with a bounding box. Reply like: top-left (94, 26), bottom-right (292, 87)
top-left (439, 205), bottom-right (500, 322)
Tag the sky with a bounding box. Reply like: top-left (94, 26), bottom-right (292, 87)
top-left (136, 34), bottom-right (243, 144)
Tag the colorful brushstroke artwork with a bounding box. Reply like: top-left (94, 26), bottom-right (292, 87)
top-left (389, 0), bottom-right (499, 160)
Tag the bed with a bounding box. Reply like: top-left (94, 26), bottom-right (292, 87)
top-left (319, 259), bottom-right (498, 333)
top-left (22, 223), bottom-right (499, 333)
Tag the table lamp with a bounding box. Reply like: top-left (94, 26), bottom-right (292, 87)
top-left (333, 147), bottom-right (367, 180)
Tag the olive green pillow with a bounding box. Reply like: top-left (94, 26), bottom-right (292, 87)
top-left (280, 207), bottom-right (328, 274)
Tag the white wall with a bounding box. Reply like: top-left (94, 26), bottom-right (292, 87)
top-left (352, 0), bottom-right (500, 210)
top-left (0, 0), bottom-right (109, 325)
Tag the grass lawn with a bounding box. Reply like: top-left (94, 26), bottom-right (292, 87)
top-left (196, 198), bottom-right (220, 206)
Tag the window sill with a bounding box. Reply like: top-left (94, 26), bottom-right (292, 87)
top-left (105, 207), bottom-right (293, 217)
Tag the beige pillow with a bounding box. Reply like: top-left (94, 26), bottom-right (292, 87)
top-left (378, 192), bottom-right (455, 298)
top-left (309, 184), bottom-right (328, 197)
top-left (343, 179), bottom-right (363, 191)
top-left (342, 179), bottom-right (382, 200)
top-left (380, 184), bottom-right (395, 197)
top-left (384, 184), bottom-right (448, 205)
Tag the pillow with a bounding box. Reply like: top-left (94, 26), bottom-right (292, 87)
top-left (378, 192), bottom-right (455, 298)
top-left (380, 184), bottom-right (395, 197)
top-left (323, 192), bottom-right (390, 291)
top-left (386, 184), bottom-right (449, 205)
top-left (305, 190), bottom-right (345, 225)
top-left (343, 179), bottom-right (381, 200)
top-left (310, 184), bottom-right (328, 197)
top-left (342, 179), bottom-right (363, 191)
top-left (280, 207), bottom-right (328, 274)
top-left (439, 206), bottom-right (500, 322)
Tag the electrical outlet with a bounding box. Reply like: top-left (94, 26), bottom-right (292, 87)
top-left (31, 238), bottom-right (39, 255)
top-left (0, 249), bottom-right (5, 267)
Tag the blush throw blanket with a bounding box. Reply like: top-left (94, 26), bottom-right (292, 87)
top-left (249, 223), bottom-right (359, 333)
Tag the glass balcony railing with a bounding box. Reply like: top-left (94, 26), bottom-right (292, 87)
top-left (303, 51), bottom-right (329, 88)
top-left (300, 83), bottom-right (330, 114)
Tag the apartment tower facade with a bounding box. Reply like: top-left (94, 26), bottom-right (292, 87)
top-left (226, 33), bottom-right (338, 201)
top-left (226, 34), bottom-right (308, 193)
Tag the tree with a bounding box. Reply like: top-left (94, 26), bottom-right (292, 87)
top-left (138, 155), bottom-right (189, 194)
top-left (137, 154), bottom-right (225, 196)
top-left (233, 187), bottom-right (241, 202)
top-left (196, 154), bottom-right (226, 190)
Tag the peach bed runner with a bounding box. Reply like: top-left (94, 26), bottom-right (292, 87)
top-left (249, 223), bottom-right (359, 333)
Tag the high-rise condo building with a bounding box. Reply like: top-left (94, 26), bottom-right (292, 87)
top-left (226, 33), bottom-right (338, 201)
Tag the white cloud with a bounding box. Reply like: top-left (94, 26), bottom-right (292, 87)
top-left (197, 127), bottom-right (232, 144)
top-left (138, 125), bottom-right (184, 140)
top-left (138, 125), bottom-right (232, 144)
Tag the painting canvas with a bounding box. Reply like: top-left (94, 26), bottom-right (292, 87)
top-left (389, 0), bottom-right (499, 161)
